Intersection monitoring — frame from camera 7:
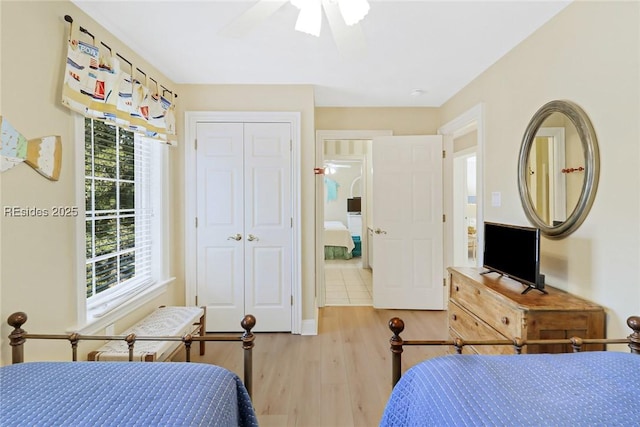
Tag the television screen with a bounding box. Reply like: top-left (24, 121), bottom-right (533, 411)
top-left (347, 197), bottom-right (361, 213)
top-left (482, 222), bottom-right (544, 293)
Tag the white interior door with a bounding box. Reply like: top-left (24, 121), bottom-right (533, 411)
top-left (196, 122), bottom-right (245, 331)
top-left (243, 123), bottom-right (292, 331)
top-left (196, 122), bottom-right (292, 332)
top-left (372, 135), bottom-right (444, 309)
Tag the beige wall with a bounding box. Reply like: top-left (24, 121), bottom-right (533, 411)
top-left (0, 1), bottom-right (180, 363)
top-left (440, 0), bottom-right (640, 339)
top-left (316, 107), bottom-right (440, 134)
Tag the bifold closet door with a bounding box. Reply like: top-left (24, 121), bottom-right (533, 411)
top-left (196, 122), bottom-right (292, 332)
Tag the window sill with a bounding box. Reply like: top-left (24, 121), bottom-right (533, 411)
top-left (73, 277), bottom-right (175, 335)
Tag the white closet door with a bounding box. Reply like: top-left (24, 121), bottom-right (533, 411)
top-left (196, 122), bottom-right (246, 331)
top-left (196, 122), bottom-right (292, 332)
top-left (244, 123), bottom-right (292, 331)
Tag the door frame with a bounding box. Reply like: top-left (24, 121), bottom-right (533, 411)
top-left (185, 111), bottom-right (302, 333)
top-left (315, 130), bottom-right (392, 308)
top-left (452, 148), bottom-right (477, 267)
top-left (438, 103), bottom-right (485, 307)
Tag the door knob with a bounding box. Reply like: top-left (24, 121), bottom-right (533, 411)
top-left (374, 228), bottom-right (387, 235)
top-left (247, 234), bottom-right (260, 242)
top-left (227, 234), bottom-right (242, 241)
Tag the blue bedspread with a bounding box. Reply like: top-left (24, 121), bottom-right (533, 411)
top-left (0, 362), bottom-right (258, 427)
top-left (380, 351), bottom-right (640, 426)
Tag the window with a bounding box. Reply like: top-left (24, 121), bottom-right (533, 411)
top-left (84, 118), bottom-right (158, 318)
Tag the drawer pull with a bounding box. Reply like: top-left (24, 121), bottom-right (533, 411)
top-left (455, 285), bottom-right (459, 292)
top-left (501, 317), bottom-right (509, 325)
top-left (451, 314), bottom-right (457, 321)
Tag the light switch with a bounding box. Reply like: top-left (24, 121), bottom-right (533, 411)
top-left (491, 192), bottom-right (501, 207)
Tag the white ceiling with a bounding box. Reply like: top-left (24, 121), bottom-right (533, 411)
top-left (71, 0), bottom-right (572, 107)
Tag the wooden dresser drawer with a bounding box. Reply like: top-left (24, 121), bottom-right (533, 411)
top-left (449, 301), bottom-right (514, 355)
top-left (450, 275), bottom-right (523, 340)
top-left (447, 267), bottom-right (605, 356)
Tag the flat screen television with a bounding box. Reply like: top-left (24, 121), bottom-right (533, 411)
top-left (347, 197), bottom-right (361, 213)
top-left (481, 222), bottom-right (546, 294)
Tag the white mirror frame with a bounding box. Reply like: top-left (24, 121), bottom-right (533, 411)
top-left (518, 100), bottom-right (600, 239)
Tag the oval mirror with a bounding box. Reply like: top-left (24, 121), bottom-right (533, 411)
top-left (518, 100), bottom-right (599, 239)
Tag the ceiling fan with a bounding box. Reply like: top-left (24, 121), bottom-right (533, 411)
top-left (324, 161), bottom-right (353, 175)
top-left (221, 0), bottom-right (370, 57)
top-left (324, 161), bottom-right (352, 168)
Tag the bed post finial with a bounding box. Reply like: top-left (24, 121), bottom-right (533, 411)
top-left (628, 316), bottom-right (640, 354)
top-left (513, 337), bottom-right (524, 354)
top-left (8, 312), bottom-right (28, 364)
top-left (453, 337), bottom-right (464, 355)
top-left (125, 333), bottom-right (136, 361)
top-left (183, 334), bottom-right (193, 362)
top-left (241, 314), bottom-right (256, 338)
top-left (389, 317), bottom-right (405, 387)
top-left (241, 314), bottom-right (256, 398)
top-left (570, 336), bottom-right (583, 353)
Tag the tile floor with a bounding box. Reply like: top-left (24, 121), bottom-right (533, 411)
top-left (324, 257), bottom-right (373, 305)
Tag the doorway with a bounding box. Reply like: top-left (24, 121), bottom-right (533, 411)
top-left (315, 130), bottom-right (392, 308)
top-left (438, 103), bottom-right (484, 280)
top-left (453, 150), bottom-right (477, 267)
top-left (323, 145), bottom-right (371, 306)
top-left (316, 130), bottom-right (445, 310)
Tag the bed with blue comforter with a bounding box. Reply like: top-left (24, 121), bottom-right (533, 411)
top-left (0, 361), bottom-right (258, 427)
top-left (380, 351), bottom-right (640, 426)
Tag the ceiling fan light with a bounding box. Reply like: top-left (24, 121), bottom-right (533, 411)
top-left (294, 0), bottom-right (322, 36)
top-left (337, 0), bottom-right (370, 26)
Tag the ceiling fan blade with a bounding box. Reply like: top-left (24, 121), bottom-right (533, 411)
top-left (220, 0), bottom-right (289, 38)
top-left (321, 0), bottom-right (367, 58)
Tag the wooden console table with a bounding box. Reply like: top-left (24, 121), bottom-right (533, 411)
top-left (448, 266), bottom-right (606, 354)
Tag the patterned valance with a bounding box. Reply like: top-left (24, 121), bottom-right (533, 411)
top-left (61, 18), bottom-right (177, 145)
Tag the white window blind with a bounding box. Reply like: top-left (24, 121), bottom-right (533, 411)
top-left (84, 118), bottom-right (154, 316)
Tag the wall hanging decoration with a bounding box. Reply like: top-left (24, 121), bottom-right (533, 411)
top-left (324, 176), bottom-right (339, 202)
top-left (0, 116), bottom-right (62, 181)
top-left (61, 15), bottom-right (177, 145)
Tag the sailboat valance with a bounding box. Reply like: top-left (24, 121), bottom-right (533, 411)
top-left (61, 16), bottom-right (177, 145)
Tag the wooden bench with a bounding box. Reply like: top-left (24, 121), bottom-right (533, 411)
top-left (88, 306), bottom-right (206, 362)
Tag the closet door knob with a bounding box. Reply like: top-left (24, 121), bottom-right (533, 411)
top-left (227, 234), bottom-right (242, 241)
top-left (374, 228), bottom-right (387, 235)
top-left (247, 234), bottom-right (260, 242)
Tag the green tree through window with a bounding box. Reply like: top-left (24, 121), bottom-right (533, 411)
top-left (85, 118), bottom-right (146, 299)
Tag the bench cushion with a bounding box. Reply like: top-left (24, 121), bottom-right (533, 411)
top-left (89, 306), bottom-right (204, 362)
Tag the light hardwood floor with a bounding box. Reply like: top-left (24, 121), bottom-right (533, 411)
top-left (175, 306), bottom-right (449, 427)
